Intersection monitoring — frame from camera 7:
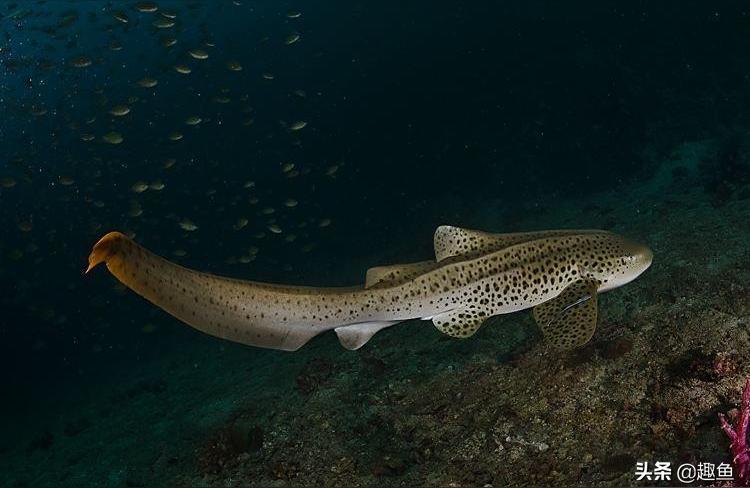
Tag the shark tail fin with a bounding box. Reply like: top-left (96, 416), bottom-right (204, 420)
top-left (86, 231), bottom-right (327, 351)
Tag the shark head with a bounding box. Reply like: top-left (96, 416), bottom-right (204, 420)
top-left (591, 234), bottom-right (653, 292)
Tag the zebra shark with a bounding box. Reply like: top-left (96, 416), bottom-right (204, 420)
top-left (86, 226), bottom-right (652, 351)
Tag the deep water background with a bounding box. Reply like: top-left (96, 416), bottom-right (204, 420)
top-left (1, 0), bottom-right (750, 442)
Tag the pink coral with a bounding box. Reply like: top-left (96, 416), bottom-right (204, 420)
top-left (719, 378), bottom-right (750, 486)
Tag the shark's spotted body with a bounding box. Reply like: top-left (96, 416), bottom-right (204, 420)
top-left (86, 226), bottom-right (652, 351)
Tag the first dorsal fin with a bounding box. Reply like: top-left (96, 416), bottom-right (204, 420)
top-left (365, 260), bottom-right (437, 288)
top-left (433, 225), bottom-right (603, 262)
top-left (433, 225), bottom-right (511, 262)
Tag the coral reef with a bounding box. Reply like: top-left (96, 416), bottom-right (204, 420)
top-left (719, 378), bottom-right (750, 486)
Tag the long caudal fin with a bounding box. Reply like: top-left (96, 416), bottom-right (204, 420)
top-left (86, 232), bottom-right (332, 351)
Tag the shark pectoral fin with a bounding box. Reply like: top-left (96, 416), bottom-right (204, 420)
top-left (532, 278), bottom-right (599, 349)
top-left (334, 321), bottom-right (400, 350)
top-left (365, 261), bottom-right (437, 289)
top-left (431, 306), bottom-right (488, 338)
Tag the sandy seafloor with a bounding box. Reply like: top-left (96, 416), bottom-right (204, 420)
top-left (3, 138), bottom-right (750, 487)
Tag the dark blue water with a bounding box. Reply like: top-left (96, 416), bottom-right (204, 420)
top-left (2, 1), bottom-right (750, 486)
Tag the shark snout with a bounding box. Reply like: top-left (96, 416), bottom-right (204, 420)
top-left (597, 238), bottom-right (653, 292)
top-left (640, 245), bottom-right (654, 269)
top-left (627, 240), bottom-right (653, 274)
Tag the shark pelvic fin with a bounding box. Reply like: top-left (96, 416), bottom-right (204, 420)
top-left (532, 278), bottom-right (599, 349)
top-left (334, 321), bottom-right (401, 350)
top-left (364, 261), bottom-right (437, 289)
top-left (431, 305), bottom-right (489, 338)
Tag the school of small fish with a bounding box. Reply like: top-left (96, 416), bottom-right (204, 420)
top-left (0, 1), bottom-right (348, 344)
